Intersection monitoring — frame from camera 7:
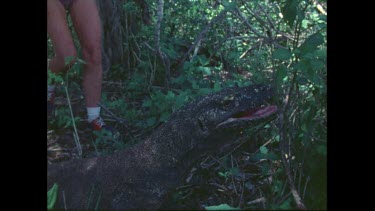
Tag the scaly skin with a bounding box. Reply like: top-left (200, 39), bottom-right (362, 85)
top-left (47, 84), bottom-right (277, 210)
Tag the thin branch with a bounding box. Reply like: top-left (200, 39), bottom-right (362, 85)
top-left (280, 152), bottom-right (307, 210)
top-left (231, 7), bottom-right (287, 49)
top-left (179, 9), bottom-right (228, 67)
top-left (276, 191), bottom-right (292, 206)
top-left (63, 190), bottom-right (67, 211)
top-left (155, 0), bottom-right (171, 87)
top-left (64, 84), bottom-right (82, 158)
top-left (247, 197), bottom-right (266, 205)
top-left (143, 42), bottom-right (156, 52)
top-left (98, 103), bottom-right (134, 139)
top-left (302, 176), bottom-right (310, 199)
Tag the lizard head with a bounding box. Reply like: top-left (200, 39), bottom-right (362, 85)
top-left (192, 84), bottom-right (277, 144)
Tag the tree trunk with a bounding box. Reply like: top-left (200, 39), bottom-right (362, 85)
top-left (96, 0), bottom-right (124, 72)
top-left (96, 0), bottom-right (151, 73)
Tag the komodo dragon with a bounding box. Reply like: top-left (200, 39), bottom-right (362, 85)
top-left (47, 84), bottom-right (278, 210)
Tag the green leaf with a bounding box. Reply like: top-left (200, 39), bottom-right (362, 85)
top-left (309, 60), bottom-right (326, 71)
top-left (302, 19), bottom-right (310, 29)
top-left (198, 66), bottom-right (212, 75)
top-left (316, 145), bottom-right (327, 156)
top-left (146, 117), bottom-right (157, 126)
top-left (166, 91), bottom-right (175, 100)
top-left (192, 81), bottom-right (199, 89)
top-left (260, 146), bottom-right (268, 154)
top-left (198, 55), bottom-right (210, 66)
top-left (160, 112), bottom-right (170, 122)
top-left (218, 171), bottom-right (229, 178)
top-left (314, 48), bottom-right (327, 59)
top-left (214, 81), bottom-right (222, 92)
top-left (64, 56), bottom-right (75, 65)
top-left (272, 48), bottom-right (292, 60)
top-left (76, 58), bottom-right (87, 64)
top-left (142, 100), bottom-right (152, 108)
top-left (294, 61), bottom-right (309, 73)
top-left (266, 151), bottom-right (279, 161)
top-left (221, 0), bottom-right (236, 10)
top-left (281, 0), bottom-right (298, 28)
top-left (47, 183), bottom-right (58, 209)
top-left (204, 204), bottom-right (241, 210)
top-left (299, 32), bottom-right (325, 53)
top-left (276, 66), bottom-right (288, 86)
top-left (229, 167), bottom-right (240, 176)
top-left (279, 197), bottom-right (292, 210)
top-left (183, 61), bottom-right (193, 71)
top-left (199, 88), bottom-right (212, 95)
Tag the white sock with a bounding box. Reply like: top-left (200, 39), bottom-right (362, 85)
top-left (87, 107), bottom-right (101, 123)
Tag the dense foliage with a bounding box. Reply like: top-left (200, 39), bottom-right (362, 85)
top-left (47, 0), bottom-right (326, 209)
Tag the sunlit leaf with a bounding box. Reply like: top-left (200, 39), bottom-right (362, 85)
top-left (47, 183), bottom-right (58, 209)
top-left (205, 204), bottom-right (241, 210)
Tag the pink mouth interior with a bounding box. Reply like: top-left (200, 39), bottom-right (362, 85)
top-left (234, 105), bottom-right (278, 120)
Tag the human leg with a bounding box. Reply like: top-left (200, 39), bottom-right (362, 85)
top-left (70, 0), bottom-right (102, 108)
top-left (69, 0), bottom-right (118, 137)
top-left (47, 0), bottom-right (77, 117)
top-left (47, 0), bottom-right (77, 74)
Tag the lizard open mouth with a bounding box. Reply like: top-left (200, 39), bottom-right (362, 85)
top-left (217, 105), bottom-right (278, 128)
top-left (233, 105), bottom-right (278, 120)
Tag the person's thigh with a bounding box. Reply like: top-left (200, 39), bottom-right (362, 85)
top-left (47, 0), bottom-right (76, 62)
top-left (70, 0), bottom-right (102, 62)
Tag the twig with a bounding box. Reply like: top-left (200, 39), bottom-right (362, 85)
top-left (281, 153), bottom-right (307, 210)
top-left (98, 103), bottom-right (134, 139)
top-left (231, 155), bottom-right (238, 195)
top-left (91, 137), bottom-right (100, 157)
top-left (280, 178), bottom-right (288, 198)
top-left (231, 7), bottom-right (287, 50)
top-left (200, 156), bottom-right (217, 168)
top-left (247, 197), bottom-right (266, 205)
top-left (259, 189), bottom-right (266, 209)
top-left (64, 85), bottom-right (82, 158)
top-left (227, 35), bottom-right (259, 40)
top-left (256, 3), bottom-right (295, 41)
top-left (179, 9), bottom-right (228, 67)
top-left (298, 165), bottom-right (303, 193)
top-left (239, 177), bottom-right (245, 207)
top-left (209, 182), bottom-right (228, 191)
top-left (47, 148), bottom-right (70, 152)
top-left (253, 138), bottom-right (274, 154)
top-left (95, 190), bottom-right (102, 210)
top-left (62, 190), bottom-right (67, 211)
top-left (47, 139), bottom-right (58, 147)
top-left (143, 42), bottom-right (156, 52)
top-left (277, 191), bottom-right (292, 206)
top-left (302, 176), bottom-right (310, 199)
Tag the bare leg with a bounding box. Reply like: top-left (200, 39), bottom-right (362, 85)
top-left (70, 0), bottom-right (102, 107)
top-left (47, 0), bottom-right (77, 73)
